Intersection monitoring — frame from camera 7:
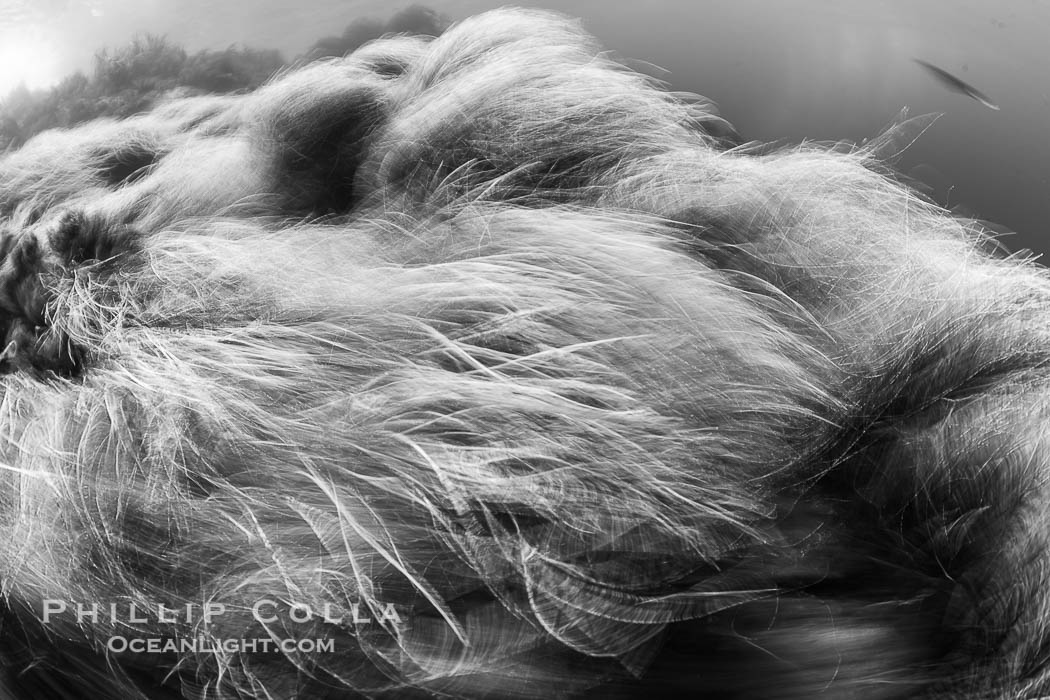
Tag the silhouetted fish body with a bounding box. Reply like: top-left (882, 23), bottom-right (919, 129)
top-left (914, 59), bottom-right (1000, 110)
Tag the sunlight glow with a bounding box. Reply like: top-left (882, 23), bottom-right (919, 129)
top-left (0, 31), bottom-right (62, 96)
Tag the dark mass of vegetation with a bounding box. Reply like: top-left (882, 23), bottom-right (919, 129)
top-left (0, 5), bottom-right (449, 149)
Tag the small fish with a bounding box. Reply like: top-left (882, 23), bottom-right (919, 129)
top-left (914, 59), bottom-right (1000, 111)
